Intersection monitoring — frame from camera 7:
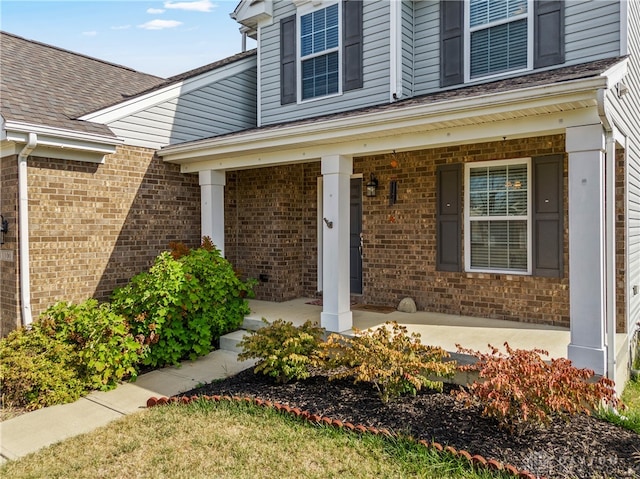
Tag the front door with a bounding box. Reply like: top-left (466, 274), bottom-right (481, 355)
top-left (350, 178), bottom-right (363, 294)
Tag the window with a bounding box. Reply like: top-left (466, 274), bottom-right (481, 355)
top-left (300, 3), bottom-right (340, 100)
top-left (465, 159), bottom-right (531, 273)
top-left (468, 0), bottom-right (530, 79)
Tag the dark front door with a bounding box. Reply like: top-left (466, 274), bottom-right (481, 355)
top-left (350, 178), bottom-right (363, 294)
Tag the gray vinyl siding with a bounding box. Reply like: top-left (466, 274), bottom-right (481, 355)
top-left (401, 0), bottom-right (414, 98)
top-left (565, 0), bottom-right (620, 64)
top-left (605, 0), bottom-right (640, 332)
top-left (412, 0), bottom-right (439, 96)
top-left (107, 64), bottom-right (257, 147)
top-left (259, 0), bottom-right (391, 126)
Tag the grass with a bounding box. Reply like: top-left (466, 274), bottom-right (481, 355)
top-left (0, 399), bottom-right (510, 479)
top-left (598, 378), bottom-right (640, 434)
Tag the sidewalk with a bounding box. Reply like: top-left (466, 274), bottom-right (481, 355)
top-left (0, 349), bottom-right (252, 464)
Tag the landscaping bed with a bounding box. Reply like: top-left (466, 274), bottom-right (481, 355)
top-left (182, 367), bottom-right (640, 479)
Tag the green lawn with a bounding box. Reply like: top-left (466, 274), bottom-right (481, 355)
top-left (598, 378), bottom-right (640, 434)
top-left (1, 399), bottom-right (509, 479)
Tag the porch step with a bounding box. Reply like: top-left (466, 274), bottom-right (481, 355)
top-left (242, 317), bottom-right (269, 332)
top-left (219, 329), bottom-right (251, 354)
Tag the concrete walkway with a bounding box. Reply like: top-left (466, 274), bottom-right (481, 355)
top-left (0, 349), bottom-right (252, 464)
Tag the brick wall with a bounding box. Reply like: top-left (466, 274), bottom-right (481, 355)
top-left (355, 135), bottom-right (571, 327)
top-left (226, 135), bottom-right (578, 327)
top-left (616, 147), bottom-right (627, 333)
top-left (0, 156), bottom-right (20, 335)
top-left (0, 144), bottom-right (200, 333)
top-left (225, 162), bottom-right (320, 301)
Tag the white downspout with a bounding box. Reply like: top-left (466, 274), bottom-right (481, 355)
top-left (597, 88), bottom-right (617, 381)
top-left (389, 0), bottom-right (403, 101)
top-left (604, 131), bottom-right (616, 381)
top-left (18, 133), bottom-right (37, 327)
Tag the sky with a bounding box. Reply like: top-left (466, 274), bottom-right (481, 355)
top-left (0, 0), bottom-right (256, 78)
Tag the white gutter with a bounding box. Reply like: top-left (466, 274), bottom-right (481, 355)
top-left (18, 132), bottom-right (37, 327)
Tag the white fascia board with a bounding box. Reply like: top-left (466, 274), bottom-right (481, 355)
top-left (161, 76), bottom-right (606, 163)
top-left (4, 120), bottom-right (121, 154)
top-left (600, 57), bottom-right (629, 88)
top-left (80, 55), bottom-right (257, 125)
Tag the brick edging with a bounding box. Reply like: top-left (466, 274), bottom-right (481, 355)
top-left (146, 395), bottom-right (544, 479)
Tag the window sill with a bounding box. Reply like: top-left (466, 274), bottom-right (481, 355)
top-left (298, 91), bottom-right (343, 105)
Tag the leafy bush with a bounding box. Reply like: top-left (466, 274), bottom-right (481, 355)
top-left (112, 238), bottom-right (255, 367)
top-left (0, 327), bottom-right (85, 410)
top-left (456, 342), bottom-right (620, 432)
top-left (319, 321), bottom-right (455, 403)
top-left (238, 319), bottom-right (325, 383)
top-left (39, 299), bottom-right (144, 390)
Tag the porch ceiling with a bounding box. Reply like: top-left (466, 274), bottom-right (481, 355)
top-left (160, 75), bottom-right (608, 173)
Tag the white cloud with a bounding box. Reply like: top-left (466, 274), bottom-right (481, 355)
top-left (111, 25), bottom-right (131, 30)
top-left (163, 0), bottom-right (216, 13)
top-left (147, 8), bottom-right (165, 14)
top-left (82, 31), bottom-right (97, 36)
top-left (138, 19), bottom-right (183, 30)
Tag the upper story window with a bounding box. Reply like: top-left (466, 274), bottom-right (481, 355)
top-left (281, 1), bottom-right (362, 105)
top-left (300, 3), bottom-right (340, 100)
top-left (468, 0), bottom-right (531, 80)
top-left (465, 159), bottom-right (531, 274)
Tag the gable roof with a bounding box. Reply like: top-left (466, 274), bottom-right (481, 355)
top-left (0, 31), bottom-right (166, 137)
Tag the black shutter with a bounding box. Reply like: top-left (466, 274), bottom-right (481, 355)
top-left (532, 155), bottom-right (564, 277)
top-left (534, 0), bottom-right (565, 68)
top-left (280, 15), bottom-right (296, 105)
top-left (440, 0), bottom-right (464, 87)
top-left (436, 163), bottom-right (462, 272)
top-left (343, 0), bottom-right (363, 91)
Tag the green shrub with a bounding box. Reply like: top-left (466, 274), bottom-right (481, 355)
top-left (112, 238), bottom-right (255, 367)
top-left (319, 321), bottom-right (455, 403)
top-left (39, 299), bottom-right (145, 390)
top-left (238, 319), bottom-right (325, 383)
top-left (456, 343), bottom-right (620, 432)
top-left (0, 327), bottom-right (85, 410)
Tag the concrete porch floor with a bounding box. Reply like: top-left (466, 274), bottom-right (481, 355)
top-left (246, 298), bottom-right (571, 360)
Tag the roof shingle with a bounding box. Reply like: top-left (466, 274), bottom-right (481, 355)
top-left (0, 31), bottom-right (166, 137)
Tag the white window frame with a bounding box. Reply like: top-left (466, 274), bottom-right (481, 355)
top-left (464, 158), bottom-right (532, 275)
top-left (296, 1), bottom-right (342, 103)
top-left (464, 0), bottom-right (534, 83)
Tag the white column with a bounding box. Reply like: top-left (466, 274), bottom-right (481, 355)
top-left (566, 124), bottom-right (607, 374)
top-left (321, 155), bottom-right (353, 332)
top-left (199, 170), bottom-right (226, 256)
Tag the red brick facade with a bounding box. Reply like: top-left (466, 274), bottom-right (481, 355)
top-left (0, 156), bottom-right (19, 333)
top-left (0, 145), bottom-right (201, 335)
top-left (1, 135), bottom-right (627, 335)
top-left (225, 134), bottom-right (628, 330)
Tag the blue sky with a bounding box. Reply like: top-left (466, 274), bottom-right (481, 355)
top-left (1, 0), bottom-right (256, 78)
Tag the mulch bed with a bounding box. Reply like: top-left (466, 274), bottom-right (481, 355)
top-left (180, 367), bottom-right (640, 479)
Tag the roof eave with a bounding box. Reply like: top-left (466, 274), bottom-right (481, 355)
top-left (159, 75), bottom-right (608, 168)
top-left (2, 120), bottom-right (122, 163)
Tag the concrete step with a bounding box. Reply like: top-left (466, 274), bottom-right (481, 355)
top-left (242, 316), bottom-right (269, 331)
top-left (219, 329), bottom-right (251, 354)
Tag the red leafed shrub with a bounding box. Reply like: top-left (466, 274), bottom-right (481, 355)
top-left (456, 342), bottom-right (620, 432)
